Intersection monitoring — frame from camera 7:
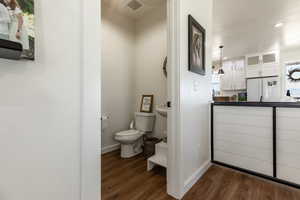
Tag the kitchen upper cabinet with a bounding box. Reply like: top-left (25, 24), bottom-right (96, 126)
top-left (246, 54), bottom-right (261, 78)
top-left (246, 52), bottom-right (279, 78)
top-left (220, 59), bottom-right (246, 91)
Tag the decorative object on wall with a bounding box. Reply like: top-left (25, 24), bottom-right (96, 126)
top-left (163, 56), bottom-right (167, 77)
top-left (140, 95), bottom-right (154, 113)
top-left (285, 62), bottom-right (300, 98)
top-left (188, 14), bottom-right (205, 75)
top-left (0, 0), bottom-right (34, 60)
top-left (218, 46), bottom-right (225, 75)
top-left (287, 68), bottom-right (300, 82)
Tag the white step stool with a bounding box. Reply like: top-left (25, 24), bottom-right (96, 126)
top-left (147, 141), bottom-right (168, 171)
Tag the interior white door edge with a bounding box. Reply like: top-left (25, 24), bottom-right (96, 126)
top-left (81, 0), bottom-right (102, 199)
top-left (167, 0), bottom-right (183, 198)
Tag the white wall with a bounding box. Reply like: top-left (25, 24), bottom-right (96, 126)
top-left (134, 4), bottom-right (167, 138)
top-left (281, 48), bottom-right (300, 64)
top-left (0, 0), bottom-right (91, 199)
top-left (101, 6), bottom-right (136, 150)
top-left (280, 47), bottom-right (300, 96)
top-left (178, 0), bottom-right (213, 196)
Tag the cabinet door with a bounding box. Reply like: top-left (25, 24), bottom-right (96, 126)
top-left (262, 52), bottom-right (278, 65)
top-left (246, 55), bottom-right (262, 78)
top-left (213, 106), bottom-right (273, 176)
top-left (261, 65), bottom-right (279, 77)
top-left (262, 52), bottom-right (279, 76)
top-left (277, 108), bottom-right (300, 185)
top-left (220, 61), bottom-right (233, 90)
top-left (233, 59), bottom-right (246, 90)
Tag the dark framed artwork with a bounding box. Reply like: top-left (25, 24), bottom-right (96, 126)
top-left (140, 95), bottom-right (154, 113)
top-left (188, 15), bottom-right (206, 75)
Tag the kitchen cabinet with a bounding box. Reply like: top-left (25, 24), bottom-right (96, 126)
top-left (212, 102), bottom-right (300, 187)
top-left (220, 59), bottom-right (246, 91)
top-left (246, 52), bottom-right (279, 78)
top-left (277, 108), bottom-right (300, 185)
top-left (213, 106), bottom-right (273, 176)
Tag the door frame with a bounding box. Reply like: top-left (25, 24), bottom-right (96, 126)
top-left (166, 0), bottom-right (182, 198)
top-left (80, 0), bottom-right (182, 199)
top-left (80, 0), bottom-right (102, 200)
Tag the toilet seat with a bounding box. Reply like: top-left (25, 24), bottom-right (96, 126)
top-left (115, 130), bottom-right (140, 136)
top-left (115, 130), bottom-right (143, 144)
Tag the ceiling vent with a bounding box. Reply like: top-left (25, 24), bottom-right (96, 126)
top-left (127, 0), bottom-right (143, 11)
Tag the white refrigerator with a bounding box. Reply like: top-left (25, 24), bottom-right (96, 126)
top-left (247, 77), bottom-right (281, 102)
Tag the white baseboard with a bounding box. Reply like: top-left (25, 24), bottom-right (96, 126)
top-left (182, 161), bottom-right (211, 197)
top-left (101, 143), bottom-right (120, 154)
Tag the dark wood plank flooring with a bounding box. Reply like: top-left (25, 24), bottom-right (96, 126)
top-left (102, 151), bottom-right (300, 200)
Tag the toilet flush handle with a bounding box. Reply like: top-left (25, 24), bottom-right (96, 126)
top-left (129, 120), bottom-right (135, 129)
top-left (101, 115), bottom-right (110, 120)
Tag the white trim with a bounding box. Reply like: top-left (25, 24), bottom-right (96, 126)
top-left (182, 161), bottom-right (211, 197)
top-left (80, 0), bottom-right (101, 200)
top-left (101, 144), bottom-right (120, 154)
top-left (166, 0), bottom-right (182, 199)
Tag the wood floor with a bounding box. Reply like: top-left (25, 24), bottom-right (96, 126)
top-left (102, 150), bottom-right (300, 200)
top-left (101, 150), bottom-right (170, 200)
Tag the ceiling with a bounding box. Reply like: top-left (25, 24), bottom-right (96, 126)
top-left (213, 0), bottom-right (300, 60)
top-left (102, 0), bottom-right (166, 19)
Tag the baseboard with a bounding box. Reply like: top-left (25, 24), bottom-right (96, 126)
top-left (101, 143), bottom-right (120, 154)
top-left (182, 160), bottom-right (211, 197)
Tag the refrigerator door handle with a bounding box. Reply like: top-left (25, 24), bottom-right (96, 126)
top-left (260, 79), bottom-right (263, 102)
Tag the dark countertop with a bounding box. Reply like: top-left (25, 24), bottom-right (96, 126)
top-left (212, 101), bottom-right (300, 108)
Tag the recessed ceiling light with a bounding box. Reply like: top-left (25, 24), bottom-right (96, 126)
top-left (274, 22), bottom-right (284, 28)
top-left (223, 57), bottom-right (228, 60)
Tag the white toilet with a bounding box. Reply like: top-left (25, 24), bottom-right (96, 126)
top-left (115, 112), bottom-right (155, 158)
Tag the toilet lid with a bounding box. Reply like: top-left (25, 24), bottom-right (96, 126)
top-left (115, 130), bottom-right (140, 136)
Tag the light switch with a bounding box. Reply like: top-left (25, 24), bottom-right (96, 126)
top-left (193, 80), bottom-right (200, 92)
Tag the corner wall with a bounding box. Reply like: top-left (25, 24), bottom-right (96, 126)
top-left (178, 0), bottom-right (213, 196)
top-left (101, 6), bottom-right (136, 151)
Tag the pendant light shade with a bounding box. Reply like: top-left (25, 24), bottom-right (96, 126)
top-left (218, 45), bottom-right (225, 75)
top-left (218, 68), bottom-right (225, 75)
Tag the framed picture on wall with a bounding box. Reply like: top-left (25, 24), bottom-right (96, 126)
top-left (188, 15), bottom-right (206, 75)
top-left (0, 0), bottom-right (35, 60)
top-left (140, 95), bottom-right (154, 113)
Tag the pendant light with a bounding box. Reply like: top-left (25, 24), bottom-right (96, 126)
top-left (218, 45), bottom-right (225, 75)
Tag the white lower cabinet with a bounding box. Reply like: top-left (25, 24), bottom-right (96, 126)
top-left (213, 105), bottom-right (300, 186)
top-left (213, 106), bottom-right (273, 176)
top-left (277, 108), bottom-right (300, 185)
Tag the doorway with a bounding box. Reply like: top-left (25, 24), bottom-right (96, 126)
top-left (100, 0), bottom-right (176, 199)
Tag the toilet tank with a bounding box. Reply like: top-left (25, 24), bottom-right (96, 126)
top-left (135, 112), bottom-right (155, 132)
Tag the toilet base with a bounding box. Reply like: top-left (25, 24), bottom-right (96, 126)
top-left (120, 138), bottom-right (143, 158)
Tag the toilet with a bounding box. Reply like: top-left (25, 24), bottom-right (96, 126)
top-left (115, 112), bottom-right (155, 158)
